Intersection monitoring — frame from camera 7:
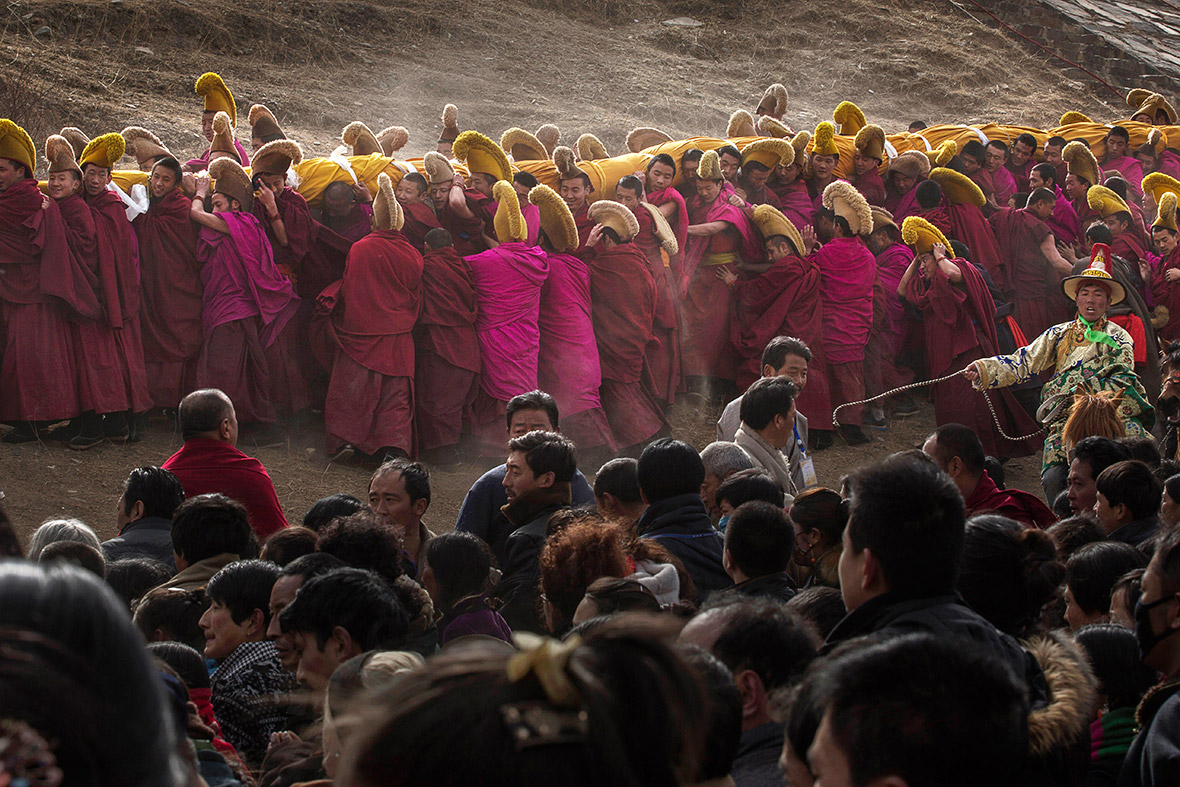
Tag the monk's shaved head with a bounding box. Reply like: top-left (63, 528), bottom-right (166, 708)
top-left (324, 181), bottom-right (355, 203)
top-left (179, 389), bottom-right (235, 440)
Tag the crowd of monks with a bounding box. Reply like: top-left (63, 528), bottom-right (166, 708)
top-left (2, 73), bottom-right (1180, 465)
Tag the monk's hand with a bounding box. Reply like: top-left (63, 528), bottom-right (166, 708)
top-left (587, 223), bottom-right (604, 248)
top-left (931, 242), bottom-right (947, 260)
top-left (354, 181), bottom-right (373, 204)
top-left (1056, 241), bottom-right (1076, 265)
top-left (257, 181), bottom-right (277, 213)
top-left (715, 265), bottom-right (738, 288)
top-left (193, 173), bottom-right (211, 198)
top-left (801, 225), bottom-right (818, 253)
top-left (962, 363), bottom-right (980, 383)
top-left (633, 170), bottom-right (646, 183)
top-left (40, 193), bottom-right (50, 210)
top-left (451, 173), bottom-right (465, 190)
top-left (727, 192), bottom-right (745, 207)
top-left (1167, 269), bottom-right (1180, 283)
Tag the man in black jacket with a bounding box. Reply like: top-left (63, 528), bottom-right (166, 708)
top-left (102, 465), bottom-right (186, 570)
top-left (488, 430), bottom-right (576, 633)
top-left (723, 501), bottom-right (796, 604)
top-left (634, 438), bottom-right (732, 600)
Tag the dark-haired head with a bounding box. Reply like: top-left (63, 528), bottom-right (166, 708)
top-left (716, 470), bottom-right (784, 515)
top-left (146, 640), bottom-right (212, 691)
top-left (178, 388), bottom-right (235, 441)
top-left (638, 438), bottom-right (707, 504)
top-left (506, 389), bottom-right (560, 435)
top-left (106, 557), bottom-right (173, 609)
top-left (171, 493), bottom-right (254, 568)
top-left (724, 501), bottom-right (794, 580)
top-left (678, 646), bottom-right (742, 782)
top-left (316, 510), bottom-right (406, 585)
top-left (133, 587), bottom-right (209, 653)
top-left (576, 577), bottom-right (661, 624)
top-left (302, 493), bottom-right (363, 532)
top-left (38, 540), bottom-right (106, 578)
top-left (785, 586), bottom-right (846, 639)
top-left (260, 526), bottom-right (318, 566)
top-left (423, 532), bottom-right (492, 615)
top-left (206, 558), bottom-right (281, 629)
top-left (1074, 623), bottom-right (1156, 710)
top-left (1064, 541), bottom-right (1148, 629)
top-left (121, 466), bottom-right (185, 522)
top-left (958, 515), bottom-right (1063, 637)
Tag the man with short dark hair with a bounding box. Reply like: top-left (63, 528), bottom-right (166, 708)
top-left (368, 458), bottom-right (434, 579)
top-left (102, 465), bottom-right (186, 568)
top-left (735, 377), bottom-right (800, 496)
top-left (923, 424), bottom-right (1055, 527)
top-left (1068, 436), bottom-right (1133, 515)
top-left (159, 492), bottom-right (256, 592)
top-left (1028, 161), bottom-right (1080, 245)
top-left (1045, 134), bottom-right (1068, 184)
top-left (676, 148), bottom-right (704, 201)
top-left (201, 559), bottom-right (297, 767)
top-left (454, 390), bottom-right (595, 539)
top-left (488, 430), bottom-right (578, 631)
top-left (1007, 132), bottom-right (1039, 185)
top-left (278, 567), bottom-right (409, 695)
top-left (594, 457), bottom-right (647, 525)
top-left (266, 552), bottom-right (346, 672)
top-left (635, 438), bottom-right (733, 598)
top-left (1103, 126), bottom-right (1144, 201)
top-left (162, 388), bottom-right (289, 539)
top-left (393, 172), bottom-right (442, 251)
top-left (983, 139), bottom-right (1018, 209)
top-left (1094, 459), bottom-right (1160, 547)
top-left (722, 501), bottom-right (797, 603)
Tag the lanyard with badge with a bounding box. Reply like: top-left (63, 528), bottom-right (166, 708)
top-left (794, 425), bottom-right (818, 489)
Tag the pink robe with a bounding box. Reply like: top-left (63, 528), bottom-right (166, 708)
top-left (886, 183), bottom-right (921, 224)
top-left (772, 180), bottom-right (814, 233)
top-left (647, 186), bottom-right (688, 287)
top-left (1103, 155), bottom-right (1144, 200)
top-left (990, 166), bottom-right (1018, 207)
top-left (1161, 150), bottom-right (1180, 180)
top-left (1046, 186), bottom-right (1080, 247)
top-left (853, 168), bottom-right (886, 208)
top-left (812, 237), bottom-right (875, 364)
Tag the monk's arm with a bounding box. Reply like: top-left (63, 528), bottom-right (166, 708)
top-left (448, 184), bottom-right (477, 220)
top-left (257, 186), bottom-right (290, 247)
top-left (687, 221), bottom-right (729, 236)
top-left (897, 257), bottom-right (921, 299)
top-left (657, 201), bottom-right (676, 220)
top-left (937, 257), bottom-right (963, 284)
top-left (1041, 235), bottom-right (1072, 276)
top-left (189, 197), bottom-right (230, 235)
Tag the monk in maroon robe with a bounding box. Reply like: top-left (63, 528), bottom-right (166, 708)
top-left (990, 193), bottom-right (1074, 338)
top-left (645, 154), bottom-right (688, 293)
top-left (395, 173), bottom-right (443, 252)
top-left (585, 202), bottom-right (666, 450)
top-left (864, 218), bottom-right (916, 411)
top-left (768, 160), bottom-right (814, 232)
top-left (1150, 222), bottom-right (1180, 342)
top-left (136, 158), bottom-right (203, 409)
top-left (318, 180), bottom-right (373, 245)
top-left (414, 229), bottom-right (481, 459)
top-left (322, 194), bottom-right (422, 460)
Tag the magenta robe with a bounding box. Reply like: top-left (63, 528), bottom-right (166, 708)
top-left (772, 180), bottom-right (814, 233)
top-left (185, 138), bottom-right (250, 170)
top-left (1103, 155), bottom-right (1144, 200)
top-left (886, 183), bottom-right (921, 224)
top-left (811, 237), bottom-right (875, 364)
top-left (1046, 186), bottom-right (1080, 247)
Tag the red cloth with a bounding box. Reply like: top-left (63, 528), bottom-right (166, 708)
top-left (1006, 159), bottom-right (1034, 188)
top-left (737, 178), bottom-right (782, 209)
top-left (1046, 187), bottom-right (1081, 247)
top-left (632, 206), bottom-right (683, 404)
top-left (944, 202), bottom-right (1007, 290)
top-left (966, 471), bottom-right (1056, 528)
top-left (196, 319), bottom-right (278, 424)
top-left (1151, 247), bottom-right (1180, 342)
top-left (573, 205), bottom-right (598, 265)
top-left (853, 168), bottom-right (886, 207)
top-left (904, 259), bottom-right (1038, 458)
top-left (771, 180), bottom-right (814, 233)
top-left (828, 360), bottom-right (866, 425)
top-left (400, 200), bottom-right (442, 251)
top-left (989, 166), bottom-right (1018, 207)
top-left (646, 186), bottom-right (688, 281)
top-left (0, 179), bottom-right (83, 421)
top-left (416, 247), bottom-right (480, 374)
top-left (255, 188), bottom-right (345, 300)
top-left (324, 350), bottom-right (414, 456)
top-left (320, 202), bottom-right (372, 245)
top-left (162, 437), bottom-right (289, 537)
top-left (437, 194), bottom-right (486, 257)
top-left (1111, 230), bottom-right (1147, 268)
top-left (812, 237), bottom-right (875, 364)
top-left (1103, 155), bottom-right (1144, 200)
top-left (729, 252), bottom-right (832, 425)
top-left (989, 207), bottom-right (1070, 337)
top-left (415, 347), bottom-right (479, 452)
top-left (885, 182), bottom-right (921, 224)
top-left (1162, 150), bottom-right (1180, 180)
top-left (1109, 313), bottom-right (1147, 365)
top-left (87, 188), bottom-right (151, 412)
top-left (135, 188), bottom-right (203, 408)
top-left (916, 206), bottom-right (954, 237)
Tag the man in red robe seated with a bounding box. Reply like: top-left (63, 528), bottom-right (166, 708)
top-left (184, 73), bottom-right (250, 171)
top-left (188, 157), bottom-right (299, 441)
top-left (683, 150), bottom-right (763, 398)
top-left (317, 180), bottom-right (373, 245)
top-left (466, 182), bottom-right (550, 455)
top-left (899, 217), bottom-right (1038, 459)
top-left (807, 181), bottom-right (877, 445)
top-left (45, 134), bottom-right (129, 449)
top-left (585, 199), bottom-right (668, 452)
top-left (615, 176), bottom-right (683, 408)
top-left (136, 156), bottom-right (203, 412)
top-left (851, 124), bottom-right (887, 207)
top-left (720, 203), bottom-right (833, 444)
top-left (1102, 126), bottom-right (1144, 202)
top-left (0, 121), bottom-right (90, 443)
top-left (320, 173), bottom-right (422, 462)
top-left (163, 388), bottom-right (289, 538)
top-left (80, 132), bottom-right (152, 441)
top-left (424, 152), bottom-right (486, 257)
top-left (530, 184), bottom-right (616, 459)
top-left (394, 172), bottom-right (442, 251)
top-left (990, 188), bottom-right (1074, 338)
top-left (412, 228), bottom-right (481, 465)
top-left (924, 424), bottom-right (1056, 528)
top-left (1029, 162), bottom-right (1080, 247)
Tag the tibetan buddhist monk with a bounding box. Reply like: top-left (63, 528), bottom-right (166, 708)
top-left (808, 182), bottom-right (876, 445)
top-left (884, 150), bottom-right (930, 224)
top-left (80, 132), bottom-right (151, 439)
top-left (393, 172), bottom-right (442, 251)
top-left (453, 131), bottom-right (515, 248)
top-left (1063, 141), bottom-right (1103, 232)
top-left (615, 176), bottom-right (683, 408)
top-left (990, 188), bottom-right (1074, 338)
top-left (1005, 133), bottom-right (1038, 187)
top-left (927, 168), bottom-right (1009, 292)
top-left (585, 199), bottom-right (667, 451)
top-left (466, 182), bottom-right (550, 454)
top-left (863, 207), bottom-right (918, 418)
top-left (852, 124), bottom-right (887, 207)
top-left (423, 153), bottom-right (482, 257)
top-left (983, 141), bottom-right (1018, 209)
top-left (1029, 162), bottom-right (1080, 246)
top-left (186, 73), bottom-right (250, 171)
top-left (135, 156), bottom-right (203, 411)
top-left (44, 134), bottom-right (128, 449)
top-left (806, 123), bottom-right (841, 212)
top-left (413, 228), bottom-right (482, 464)
top-left (1102, 127), bottom-right (1144, 202)
top-left (188, 158), bottom-right (299, 433)
top-left (1089, 185), bottom-right (1147, 269)
top-left (510, 172), bottom-right (543, 246)
top-left (318, 180), bottom-right (373, 245)
top-left (733, 139), bottom-right (791, 209)
top-left (769, 133), bottom-right (814, 232)
top-left (675, 148), bottom-right (703, 201)
top-left (645, 153), bottom-right (688, 292)
top-left (1148, 181), bottom-right (1180, 343)
top-left (530, 185), bottom-right (616, 457)
top-left (554, 146), bottom-right (598, 264)
top-left (321, 173), bottom-right (422, 461)
top-left (899, 217), bottom-right (1038, 460)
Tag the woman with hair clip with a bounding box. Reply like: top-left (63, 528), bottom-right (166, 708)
top-left (789, 488), bottom-right (848, 588)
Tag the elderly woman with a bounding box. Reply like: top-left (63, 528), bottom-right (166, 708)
top-left (965, 243), bottom-right (1153, 501)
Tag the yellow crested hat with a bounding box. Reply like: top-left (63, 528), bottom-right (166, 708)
top-left (929, 167), bottom-right (986, 208)
top-left (727, 110), bottom-right (756, 139)
top-left (1128, 89), bottom-right (1178, 125)
top-left (823, 181), bottom-right (872, 236)
top-left (926, 140), bottom-right (958, 167)
top-left (439, 103), bottom-right (460, 144)
top-left (811, 122), bottom-right (839, 157)
top-left (698, 149), bottom-right (723, 182)
top-left (251, 138), bottom-right (303, 175)
top-left (1143, 172), bottom-right (1180, 206)
top-left (854, 124), bottom-right (886, 162)
top-left (789, 131), bottom-right (811, 164)
top-left (751, 203), bottom-right (804, 255)
top-left (1062, 243), bottom-right (1124, 304)
top-left (588, 199), bottom-right (640, 241)
top-left (121, 126), bottom-right (173, 171)
top-left (501, 128), bottom-right (549, 162)
top-left (377, 126), bottom-right (410, 157)
top-left (757, 116), bottom-right (793, 139)
top-left (209, 111), bottom-right (237, 159)
top-left (626, 127), bottom-right (673, 154)
top-left (528, 184), bottom-right (578, 253)
top-left (1155, 192), bottom-right (1177, 233)
top-left (492, 180), bottom-right (527, 244)
top-left (757, 84), bottom-right (788, 118)
top-left (454, 131), bottom-right (514, 181)
top-left (1063, 141), bottom-right (1101, 188)
top-left (423, 151), bottom-right (455, 185)
top-left (536, 124), bottom-right (561, 155)
top-left (1086, 184), bottom-right (1130, 219)
top-left (576, 133), bottom-right (608, 161)
top-left (248, 104), bottom-right (284, 141)
top-left (45, 134), bottom-right (80, 175)
top-left (833, 101), bottom-right (866, 136)
top-left (373, 171), bottom-right (404, 231)
top-left (79, 132), bottom-right (125, 170)
top-left (1059, 111), bottom-right (1093, 126)
top-left (195, 72), bottom-right (236, 127)
top-left (870, 206), bottom-right (898, 235)
top-left (342, 121), bottom-right (382, 156)
top-left (209, 156), bottom-right (252, 211)
top-left (901, 215), bottom-right (953, 255)
top-left (741, 138), bottom-right (794, 170)
top-left (59, 127), bottom-right (89, 159)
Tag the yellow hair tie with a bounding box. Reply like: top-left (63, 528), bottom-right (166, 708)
top-left (507, 633), bottom-right (583, 708)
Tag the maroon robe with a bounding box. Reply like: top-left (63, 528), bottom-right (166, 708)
top-left (413, 246), bottom-right (481, 452)
top-left (968, 169), bottom-right (995, 204)
top-left (400, 200), bottom-right (442, 251)
top-left (813, 237), bottom-right (875, 425)
top-left (319, 202), bottom-right (372, 245)
top-left (916, 206), bottom-right (954, 238)
top-left (966, 470), bottom-right (1056, 528)
top-left (135, 188), bottom-right (203, 409)
top-left (1006, 159), bottom-right (1034, 190)
top-left (58, 193), bottom-right (128, 415)
top-left (1111, 229), bottom-right (1147, 269)
top-left (632, 205), bottom-right (683, 405)
top-left (85, 188), bottom-right (151, 413)
top-left (590, 243), bottom-right (666, 448)
top-left (1074, 193), bottom-right (1102, 234)
top-left (885, 182), bottom-right (921, 224)
top-left (770, 179), bottom-right (814, 233)
top-left (737, 177), bottom-right (782, 209)
top-left (944, 202), bottom-right (1007, 291)
top-left (903, 259), bottom-right (1037, 459)
top-left (647, 186), bottom-right (688, 290)
top-left (1046, 187), bottom-right (1080, 247)
top-left (437, 190), bottom-right (491, 257)
top-left (864, 244), bottom-right (915, 400)
top-left (729, 252), bottom-right (833, 427)
top-left (323, 229), bottom-right (422, 456)
top-left (1152, 246), bottom-right (1180, 342)
top-left (853, 168), bottom-right (886, 208)
top-left (0, 178), bottom-right (87, 421)
top-left (572, 204), bottom-right (598, 265)
top-left (989, 207), bottom-right (1070, 337)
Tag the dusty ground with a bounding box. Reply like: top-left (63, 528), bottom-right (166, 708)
top-left (0, 398), bottom-right (1044, 544)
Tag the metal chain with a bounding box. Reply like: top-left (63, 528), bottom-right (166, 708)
top-left (832, 369), bottom-right (1045, 443)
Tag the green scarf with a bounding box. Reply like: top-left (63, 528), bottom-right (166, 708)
top-left (1077, 314), bottom-right (1120, 350)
